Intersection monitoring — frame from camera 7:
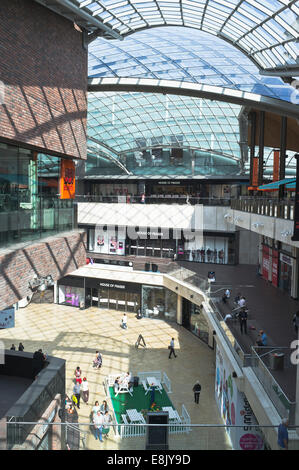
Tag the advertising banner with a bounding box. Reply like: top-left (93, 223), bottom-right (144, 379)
top-left (272, 249), bottom-right (279, 287)
top-left (60, 159), bottom-right (75, 199)
top-left (262, 245), bottom-right (270, 281)
top-left (273, 150), bottom-right (280, 182)
top-left (0, 306), bottom-right (15, 329)
top-left (215, 345), bottom-right (264, 450)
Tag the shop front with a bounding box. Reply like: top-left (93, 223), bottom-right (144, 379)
top-left (58, 276), bottom-right (85, 307)
top-left (279, 252), bottom-right (293, 294)
top-left (126, 227), bottom-right (179, 259)
top-left (58, 275), bottom-right (177, 321)
top-left (182, 298), bottom-right (209, 345)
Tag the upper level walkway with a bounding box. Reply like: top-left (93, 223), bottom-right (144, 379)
top-left (179, 260), bottom-right (299, 403)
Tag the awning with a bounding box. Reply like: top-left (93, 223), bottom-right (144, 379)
top-left (257, 178), bottom-right (296, 191)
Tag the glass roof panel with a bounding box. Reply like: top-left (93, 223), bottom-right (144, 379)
top-left (88, 27), bottom-right (296, 103)
top-left (74, 0), bottom-right (299, 70)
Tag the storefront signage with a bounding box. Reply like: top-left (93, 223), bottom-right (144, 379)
top-left (99, 282), bottom-right (126, 290)
top-left (280, 253), bottom-right (293, 266)
top-left (157, 181), bottom-right (181, 185)
top-left (60, 159), bottom-right (75, 199)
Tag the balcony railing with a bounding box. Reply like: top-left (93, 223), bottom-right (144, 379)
top-left (76, 195), bottom-right (231, 206)
top-left (231, 197), bottom-right (294, 220)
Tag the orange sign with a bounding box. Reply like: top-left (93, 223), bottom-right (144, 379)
top-left (273, 150), bottom-right (280, 182)
top-left (251, 157), bottom-right (259, 187)
top-left (60, 159), bottom-right (75, 199)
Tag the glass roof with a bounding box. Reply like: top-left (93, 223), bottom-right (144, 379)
top-left (81, 0), bottom-right (299, 72)
top-left (88, 92), bottom-right (241, 157)
top-left (88, 27), bottom-right (297, 103)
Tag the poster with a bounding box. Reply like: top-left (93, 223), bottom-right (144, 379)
top-left (272, 249), bottom-right (279, 287)
top-left (0, 306), bottom-right (15, 329)
top-left (60, 159), bottom-right (75, 199)
top-left (262, 245), bottom-right (270, 281)
top-left (215, 345), bottom-right (264, 450)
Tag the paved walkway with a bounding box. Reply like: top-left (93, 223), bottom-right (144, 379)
top-left (0, 303), bottom-right (231, 450)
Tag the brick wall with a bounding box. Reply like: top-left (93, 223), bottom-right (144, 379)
top-left (0, 230), bottom-right (87, 310)
top-left (0, 0), bottom-right (87, 160)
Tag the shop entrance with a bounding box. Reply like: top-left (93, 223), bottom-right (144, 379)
top-left (98, 286), bottom-right (140, 313)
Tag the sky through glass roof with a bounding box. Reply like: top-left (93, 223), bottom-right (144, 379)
top-left (88, 27), bottom-right (297, 103)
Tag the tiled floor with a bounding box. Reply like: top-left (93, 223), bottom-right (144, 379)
top-left (0, 303), bottom-right (231, 450)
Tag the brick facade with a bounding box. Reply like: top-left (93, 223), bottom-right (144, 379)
top-left (0, 230), bottom-right (87, 310)
top-left (0, 0), bottom-right (87, 160)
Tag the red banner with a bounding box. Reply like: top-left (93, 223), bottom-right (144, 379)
top-left (272, 249), bottom-right (279, 287)
top-left (262, 245), bottom-right (270, 281)
top-left (273, 150), bottom-right (280, 182)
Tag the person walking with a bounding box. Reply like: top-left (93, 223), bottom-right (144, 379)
top-left (93, 410), bottom-right (104, 442)
top-left (73, 381), bottom-right (81, 409)
top-left (193, 381), bottom-right (201, 404)
top-left (74, 366), bottom-right (82, 384)
top-left (277, 418), bottom-right (289, 450)
top-left (103, 410), bottom-right (112, 439)
top-left (100, 400), bottom-right (109, 415)
top-left (82, 377), bottom-right (89, 404)
top-left (168, 337), bottom-right (177, 359)
top-left (121, 313), bottom-right (127, 329)
top-left (239, 308), bottom-right (248, 335)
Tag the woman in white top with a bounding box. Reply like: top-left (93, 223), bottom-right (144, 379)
top-left (92, 400), bottom-right (101, 416)
top-left (82, 377), bottom-right (89, 404)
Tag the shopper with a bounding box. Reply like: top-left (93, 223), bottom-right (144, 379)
top-left (168, 337), bottom-right (177, 359)
top-left (93, 410), bottom-right (104, 442)
top-left (121, 313), bottom-right (127, 329)
top-left (256, 330), bottom-right (267, 347)
top-left (92, 401), bottom-right (101, 416)
top-left (82, 377), bottom-right (89, 404)
top-left (100, 400), bottom-right (109, 414)
top-left (32, 348), bottom-right (46, 379)
top-left (239, 308), bottom-right (248, 335)
top-left (103, 411), bottom-right (112, 438)
top-left (74, 366), bottom-right (82, 384)
top-left (277, 418), bottom-right (289, 450)
top-left (73, 382), bottom-right (81, 409)
top-left (192, 381), bottom-right (201, 404)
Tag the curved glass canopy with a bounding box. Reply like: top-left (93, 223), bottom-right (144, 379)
top-left (88, 27), bottom-right (297, 104)
top-left (82, 0), bottom-right (299, 73)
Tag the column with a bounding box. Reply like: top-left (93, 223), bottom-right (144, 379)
top-left (176, 294), bottom-right (182, 325)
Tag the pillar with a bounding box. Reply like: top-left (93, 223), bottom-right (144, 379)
top-left (176, 294), bottom-right (182, 325)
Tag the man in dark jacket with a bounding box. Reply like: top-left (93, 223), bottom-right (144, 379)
top-left (193, 381), bottom-right (201, 404)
